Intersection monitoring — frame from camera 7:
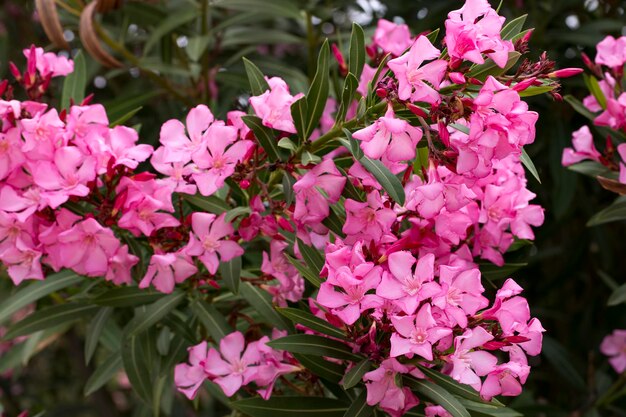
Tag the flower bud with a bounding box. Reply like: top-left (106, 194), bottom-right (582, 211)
top-left (547, 68), bottom-right (583, 78)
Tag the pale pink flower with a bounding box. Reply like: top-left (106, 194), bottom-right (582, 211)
top-left (174, 341), bottom-right (210, 400)
top-left (158, 104), bottom-right (216, 164)
top-left (249, 77), bottom-right (304, 133)
top-left (105, 245), bottom-right (139, 285)
top-left (432, 265), bottom-right (488, 328)
top-left (139, 251), bottom-right (197, 293)
top-left (388, 36), bottom-right (447, 104)
top-left (343, 192), bottom-right (396, 243)
top-left (105, 126), bottom-right (153, 170)
top-left (0, 128), bottom-right (25, 181)
top-left (595, 36), bottom-right (626, 68)
top-left (425, 405), bottom-right (453, 417)
top-left (390, 303), bottom-right (452, 360)
top-left (562, 125), bottom-right (602, 166)
top-left (594, 93), bottom-right (626, 130)
top-left (363, 358), bottom-right (419, 416)
top-left (0, 237), bottom-right (44, 285)
top-left (480, 361), bottom-right (529, 400)
top-left (186, 212), bottom-right (243, 275)
top-left (23, 46), bottom-right (74, 78)
top-left (372, 19), bottom-right (413, 57)
top-left (293, 159), bottom-right (346, 225)
top-left (447, 326), bottom-right (498, 390)
top-left (600, 329), bottom-right (626, 373)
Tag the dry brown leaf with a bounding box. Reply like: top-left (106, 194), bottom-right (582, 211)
top-left (79, 1), bottom-right (123, 68)
top-left (96, 0), bottom-right (124, 13)
top-left (35, 0), bottom-right (70, 49)
top-left (597, 176), bottom-right (626, 195)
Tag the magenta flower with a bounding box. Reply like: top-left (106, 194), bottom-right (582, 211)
top-left (594, 93), bottom-right (626, 131)
top-left (174, 341), bottom-right (210, 400)
top-left (388, 36), bottom-right (447, 104)
top-left (390, 303), bottom-right (452, 360)
top-left (447, 327), bottom-right (498, 390)
top-left (19, 108), bottom-right (65, 158)
top-left (480, 361), bottom-right (529, 400)
top-left (23, 46), bottom-right (74, 78)
top-left (378, 252), bottom-right (441, 315)
top-left (425, 405), bottom-right (453, 417)
top-left (352, 107), bottom-right (422, 164)
top-left (139, 251), bottom-right (197, 293)
top-left (595, 35), bottom-right (626, 69)
top-left (262, 239), bottom-right (304, 305)
top-left (150, 147), bottom-right (197, 195)
top-left (343, 192), bottom-right (396, 243)
top-left (432, 265), bottom-right (488, 328)
top-left (186, 212), bottom-right (243, 275)
top-left (202, 331), bottom-right (262, 396)
top-left (105, 245), bottom-right (139, 286)
top-left (57, 218), bottom-right (121, 277)
top-left (363, 358), bottom-right (419, 416)
top-left (293, 159), bottom-right (346, 225)
top-left (600, 329), bottom-right (626, 373)
top-left (0, 237), bottom-right (44, 285)
top-left (158, 104), bottom-right (216, 164)
top-left (249, 77), bottom-right (304, 134)
top-left (105, 126), bottom-right (154, 170)
top-left (117, 197), bottom-right (180, 237)
top-left (445, 0), bottom-right (513, 67)
top-left (372, 19), bottom-right (413, 57)
top-left (561, 125), bottom-right (602, 166)
top-left (0, 128), bottom-right (25, 182)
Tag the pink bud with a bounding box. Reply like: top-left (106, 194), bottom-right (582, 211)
top-left (240, 179), bottom-right (251, 189)
top-left (449, 72), bottom-right (466, 84)
top-left (8, 62), bottom-right (21, 81)
top-left (548, 68), bottom-right (583, 78)
top-left (132, 172), bottom-right (157, 181)
top-left (331, 44), bottom-right (347, 75)
top-left (512, 77), bottom-right (537, 92)
top-left (406, 103), bottom-right (428, 118)
top-left (376, 88), bottom-right (388, 98)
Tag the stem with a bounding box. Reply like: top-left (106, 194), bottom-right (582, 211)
top-left (596, 372), bottom-right (626, 407)
top-left (417, 116), bottom-right (435, 151)
top-left (200, 0), bottom-right (211, 102)
top-left (95, 24), bottom-right (195, 107)
top-left (305, 11), bottom-right (316, 81)
top-left (54, 0), bottom-right (81, 16)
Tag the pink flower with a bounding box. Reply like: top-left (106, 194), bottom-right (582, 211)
top-left (447, 326), bottom-right (498, 390)
top-left (372, 19), bottom-right (413, 57)
top-left (57, 218), bottom-right (121, 277)
top-left (390, 303), bottom-right (452, 360)
top-left (105, 245), bottom-right (139, 285)
top-left (595, 36), bottom-right (626, 68)
top-left (104, 126), bottom-right (154, 170)
top-left (378, 252), bottom-right (441, 315)
top-left (186, 212), bottom-right (243, 275)
top-left (0, 237), bottom-right (44, 285)
top-left (425, 405), bottom-right (453, 417)
top-left (388, 36), bottom-right (447, 104)
top-left (594, 93), bottom-right (626, 130)
top-left (23, 46), bottom-right (74, 78)
top-left (600, 329), bottom-right (626, 373)
top-left (117, 197), bottom-right (180, 237)
top-left (19, 108), bottom-right (65, 159)
top-left (480, 361), bottom-right (529, 400)
top-left (150, 147), bottom-right (197, 194)
top-left (139, 251), bottom-right (197, 293)
top-left (445, 0), bottom-right (513, 67)
top-left (158, 105), bottom-right (216, 164)
top-left (618, 144), bottom-right (626, 184)
top-left (343, 192), bottom-right (396, 243)
top-left (293, 159), bottom-right (346, 225)
top-left (363, 358), bottom-right (419, 416)
top-left (561, 125), bottom-right (602, 166)
top-left (261, 239), bottom-right (304, 305)
top-left (432, 265), bottom-right (488, 328)
top-left (174, 341), bottom-right (210, 400)
top-left (0, 128), bottom-right (25, 182)
top-left (352, 107), bottom-right (422, 164)
top-left (203, 331), bottom-right (261, 396)
top-left (249, 77), bottom-right (304, 134)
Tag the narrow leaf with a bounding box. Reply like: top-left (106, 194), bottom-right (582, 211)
top-left (542, 336), bottom-right (587, 392)
top-left (267, 334), bottom-right (362, 361)
top-left (122, 335), bottom-right (153, 403)
top-left (343, 390), bottom-right (373, 417)
top-left (144, 7), bottom-right (198, 54)
top-left (84, 351), bottom-right (123, 395)
top-left (220, 256), bottom-right (242, 294)
top-left (587, 196), bottom-right (626, 226)
top-left (93, 287), bottom-right (165, 307)
top-left (5, 303), bottom-right (98, 339)
top-left (242, 115), bottom-right (281, 162)
top-left (292, 353), bottom-right (345, 382)
top-left (403, 376), bottom-right (471, 417)
top-left (296, 238), bottom-right (325, 275)
top-left (520, 148), bottom-right (541, 183)
top-left (291, 97), bottom-right (308, 143)
top-left (359, 157), bottom-right (405, 205)
top-left (61, 50), bottom-right (86, 109)
top-left (243, 57), bottom-right (270, 96)
top-left (124, 291), bottom-right (185, 337)
top-left (183, 193), bottom-right (229, 214)
top-left (190, 299), bottom-right (232, 341)
top-left (240, 283), bottom-right (292, 330)
top-left (342, 359), bottom-right (370, 389)
top-left (500, 14), bottom-right (528, 40)
top-left (305, 40), bottom-right (330, 138)
top-left (85, 306), bottom-right (113, 365)
top-left (608, 283), bottom-right (626, 306)
top-left (285, 253), bottom-right (323, 287)
top-left (277, 307), bottom-right (346, 340)
top-left (348, 23), bottom-right (365, 79)
top-left (468, 52), bottom-right (521, 81)
top-left (231, 396), bottom-right (349, 417)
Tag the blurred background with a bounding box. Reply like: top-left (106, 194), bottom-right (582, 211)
top-left (1, 0), bottom-right (626, 416)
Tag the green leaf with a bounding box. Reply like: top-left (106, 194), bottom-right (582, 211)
top-left (343, 390), bottom-right (373, 417)
top-left (480, 262), bottom-right (528, 281)
top-left (267, 334), bottom-right (362, 361)
top-left (564, 95), bottom-right (597, 121)
top-left (225, 206), bottom-right (251, 223)
top-left (305, 40), bottom-right (330, 138)
top-left (122, 334), bottom-right (153, 404)
top-left (291, 97), bottom-right (308, 143)
top-left (457, 399), bottom-right (523, 417)
top-left (520, 148), bottom-right (541, 183)
top-left (240, 283), bottom-right (292, 330)
top-left (587, 196), bottom-right (626, 226)
top-left (144, 7), bottom-right (198, 55)
top-left (542, 336), bottom-right (587, 392)
top-left (231, 396), bottom-right (349, 417)
top-left (277, 308), bottom-right (346, 340)
top-left (292, 353), bottom-right (345, 382)
top-left (568, 161), bottom-right (617, 179)
top-left (124, 292), bottom-right (185, 337)
top-left (190, 299), bottom-right (232, 341)
top-left (340, 128), bottom-right (364, 160)
top-left (243, 57), bottom-right (270, 96)
top-left (61, 50), bottom-right (87, 109)
top-left (93, 287), bottom-right (165, 307)
top-left (242, 115), bottom-right (282, 162)
top-left (185, 35), bottom-right (211, 62)
top-left (302, 150), bottom-right (321, 165)
top-left (584, 74), bottom-right (607, 109)
top-left (296, 238), bottom-right (325, 275)
top-left (283, 172), bottom-right (296, 206)
top-left (84, 351), bottom-right (123, 396)
top-left (417, 365), bottom-right (502, 405)
top-left (426, 28), bottom-right (440, 44)
top-left (0, 270), bottom-right (83, 325)
top-left (285, 253), bottom-right (323, 287)
top-left (467, 52), bottom-right (521, 81)
top-left (403, 376), bottom-right (470, 417)
top-left (335, 73), bottom-right (359, 124)
top-left (500, 14), bottom-right (528, 40)
top-left (278, 137), bottom-right (298, 152)
top-left (359, 157), bottom-right (405, 205)
top-left (85, 307), bottom-right (113, 365)
top-left (4, 303), bottom-right (98, 339)
top-left (608, 283), bottom-right (626, 306)
top-left (517, 85), bottom-right (555, 97)
top-left (183, 193), bottom-right (229, 214)
top-left (349, 23), bottom-right (365, 79)
top-left (110, 106), bottom-right (142, 127)
top-left (323, 207), bottom-right (346, 237)
top-left (220, 256), bottom-right (242, 294)
top-left (104, 91), bottom-right (162, 123)
top-left (342, 359), bottom-right (370, 389)
top-left (213, 0), bottom-right (302, 19)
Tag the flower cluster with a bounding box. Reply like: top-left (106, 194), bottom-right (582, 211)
top-left (562, 35), bottom-right (626, 185)
top-left (601, 329), bottom-right (626, 374)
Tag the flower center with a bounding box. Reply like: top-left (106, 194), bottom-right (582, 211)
top-left (202, 236), bottom-right (220, 252)
top-left (410, 327), bottom-right (428, 344)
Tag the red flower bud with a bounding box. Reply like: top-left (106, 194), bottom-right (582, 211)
top-left (548, 68), bottom-right (583, 78)
top-left (406, 103), bottom-right (428, 118)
